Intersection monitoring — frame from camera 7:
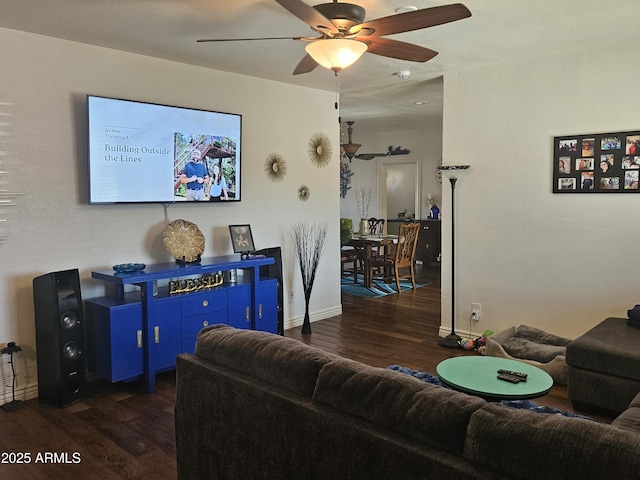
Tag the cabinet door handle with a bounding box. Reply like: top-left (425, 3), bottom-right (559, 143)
top-left (245, 306), bottom-right (250, 322)
top-left (137, 330), bottom-right (143, 349)
top-left (154, 326), bottom-right (160, 344)
top-left (203, 320), bottom-right (209, 327)
top-left (259, 304), bottom-right (263, 319)
top-left (202, 300), bottom-right (209, 307)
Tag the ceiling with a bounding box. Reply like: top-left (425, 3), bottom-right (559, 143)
top-left (1, 0), bottom-right (638, 133)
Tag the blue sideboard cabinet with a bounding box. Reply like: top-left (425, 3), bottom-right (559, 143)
top-left (86, 255), bottom-right (278, 392)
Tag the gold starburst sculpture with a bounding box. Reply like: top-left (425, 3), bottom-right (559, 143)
top-left (308, 132), bottom-right (332, 167)
top-left (163, 219), bottom-right (205, 262)
top-left (298, 185), bottom-right (310, 201)
top-left (265, 153), bottom-right (287, 181)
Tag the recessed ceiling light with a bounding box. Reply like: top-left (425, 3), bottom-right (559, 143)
top-left (395, 6), bottom-right (418, 14)
top-left (414, 100), bottom-right (428, 105)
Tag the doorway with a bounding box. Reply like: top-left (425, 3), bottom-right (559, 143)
top-left (377, 156), bottom-right (421, 234)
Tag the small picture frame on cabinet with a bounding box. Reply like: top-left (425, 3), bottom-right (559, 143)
top-left (229, 224), bottom-right (255, 255)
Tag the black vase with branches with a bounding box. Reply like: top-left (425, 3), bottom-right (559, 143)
top-left (293, 222), bottom-right (327, 334)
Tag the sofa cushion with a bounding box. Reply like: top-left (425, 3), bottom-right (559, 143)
top-left (611, 391), bottom-right (640, 434)
top-left (566, 317), bottom-right (640, 381)
top-left (195, 324), bottom-right (337, 397)
top-left (312, 357), bottom-right (487, 455)
top-left (465, 402), bottom-right (640, 480)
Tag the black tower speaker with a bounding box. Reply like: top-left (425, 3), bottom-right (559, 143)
top-left (32, 269), bottom-right (87, 407)
top-left (254, 246), bottom-right (284, 335)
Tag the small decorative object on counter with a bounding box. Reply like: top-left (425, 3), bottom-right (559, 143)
top-left (426, 193), bottom-right (439, 219)
top-left (163, 219), bottom-right (205, 263)
top-left (113, 263), bottom-right (146, 273)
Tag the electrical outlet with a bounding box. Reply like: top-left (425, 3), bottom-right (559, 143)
top-left (471, 303), bottom-right (481, 320)
top-left (288, 291), bottom-right (295, 303)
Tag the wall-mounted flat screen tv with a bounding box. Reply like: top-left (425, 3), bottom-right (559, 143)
top-left (87, 95), bottom-right (241, 204)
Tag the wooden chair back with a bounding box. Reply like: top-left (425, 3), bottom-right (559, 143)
top-left (367, 218), bottom-right (385, 236)
top-left (395, 223), bottom-right (420, 268)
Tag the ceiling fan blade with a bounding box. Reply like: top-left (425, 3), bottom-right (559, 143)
top-left (275, 0), bottom-right (339, 35)
top-left (293, 54), bottom-right (319, 75)
top-left (360, 3), bottom-right (471, 37)
top-left (197, 36), bottom-right (303, 43)
top-left (356, 153), bottom-right (387, 160)
top-left (361, 37), bottom-right (438, 62)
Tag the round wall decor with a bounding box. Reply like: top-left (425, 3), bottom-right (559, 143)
top-left (308, 132), bottom-right (332, 167)
top-left (298, 185), bottom-right (310, 201)
top-left (264, 153), bottom-right (287, 181)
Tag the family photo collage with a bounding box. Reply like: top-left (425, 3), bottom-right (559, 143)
top-left (553, 130), bottom-right (640, 193)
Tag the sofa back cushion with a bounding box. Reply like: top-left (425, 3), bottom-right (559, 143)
top-left (611, 391), bottom-right (640, 434)
top-left (312, 357), bottom-right (487, 454)
top-left (465, 403), bottom-right (640, 480)
top-left (195, 324), bottom-right (337, 397)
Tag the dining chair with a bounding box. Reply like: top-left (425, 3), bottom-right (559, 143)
top-left (365, 218), bottom-right (386, 274)
top-left (367, 223), bottom-right (420, 293)
top-left (340, 217), bottom-right (359, 283)
top-left (367, 217), bottom-right (385, 236)
top-left (341, 248), bottom-right (360, 283)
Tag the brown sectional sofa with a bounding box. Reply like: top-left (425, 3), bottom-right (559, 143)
top-left (175, 324), bottom-right (640, 480)
top-left (567, 317), bottom-right (640, 414)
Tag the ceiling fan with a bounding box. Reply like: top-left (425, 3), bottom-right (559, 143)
top-left (198, 0), bottom-right (471, 75)
top-left (341, 121), bottom-right (388, 161)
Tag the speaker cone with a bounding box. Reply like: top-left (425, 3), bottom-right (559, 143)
top-left (60, 311), bottom-right (79, 330)
top-left (62, 341), bottom-right (82, 360)
top-left (66, 375), bottom-right (81, 394)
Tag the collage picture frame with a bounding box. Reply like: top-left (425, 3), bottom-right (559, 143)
top-left (553, 130), bottom-right (640, 193)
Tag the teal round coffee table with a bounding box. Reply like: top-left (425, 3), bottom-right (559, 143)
top-left (436, 356), bottom-right (553, 401)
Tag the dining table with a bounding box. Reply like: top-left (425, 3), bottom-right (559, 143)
top-left (345, 235), bottom-right (396, 289)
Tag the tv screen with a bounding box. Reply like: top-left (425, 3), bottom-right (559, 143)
top-left (87, 95), bottom-right (241, 204)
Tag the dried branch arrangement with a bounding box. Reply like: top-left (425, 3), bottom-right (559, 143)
top-left (292, 221), bottom-right (328, 334)
top-left (356, 186), bottom-right (373, 220)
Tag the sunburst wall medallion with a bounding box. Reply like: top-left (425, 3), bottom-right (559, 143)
top-left (298, 185), bottom-right (310, 201)
top-left (308, 132), bottom-right (332, 167)
top-left (264, 153), bottom-right (287, 181)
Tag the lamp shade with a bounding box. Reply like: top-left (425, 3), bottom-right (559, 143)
top-left (305, 39), bottom-right (367, 72)
top-left (341, 142), bottom-right (361, 157)
top-left (438, 165), bottom-right (470, 179)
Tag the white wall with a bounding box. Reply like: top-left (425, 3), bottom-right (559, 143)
top-left (0, 28), bottom-right (340, 403)
top-left (441, 42), bottom-right (640, 340)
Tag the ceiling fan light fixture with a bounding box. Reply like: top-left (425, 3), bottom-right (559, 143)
top-left (341, 142), bottom-right (361, 158)
top-left (395, 5), bottom-right (418, 14)
top-left (305, 39), bottom-right (367, 72)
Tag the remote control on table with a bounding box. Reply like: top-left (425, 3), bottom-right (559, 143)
top-left (497, 373), bottom-right (522, 383)
top-left (498, 369), bottom-right (527, 381)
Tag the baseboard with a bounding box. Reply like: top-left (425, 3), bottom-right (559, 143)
top-left (0, 383), bottom-right (38, 406)
top-left (284, 305), bottom-right (343, 331)
top-left (438, 326), bottom-right (484, 340)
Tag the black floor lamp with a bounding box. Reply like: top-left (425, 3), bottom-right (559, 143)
top-left (438, 165), bottom-right (470, 349)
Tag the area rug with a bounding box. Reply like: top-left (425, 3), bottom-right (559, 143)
top-left (341, 274), bottom-right (428, 298)
top-left (387, 365), bottom-right (592, 420)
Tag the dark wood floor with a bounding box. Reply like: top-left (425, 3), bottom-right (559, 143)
top-left (0, 265), bottom-right (611, 479)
